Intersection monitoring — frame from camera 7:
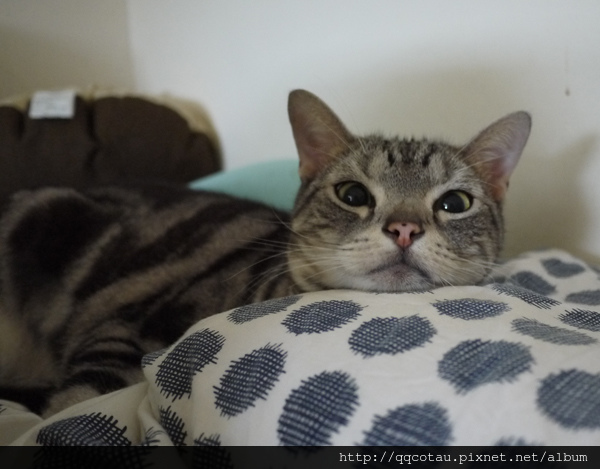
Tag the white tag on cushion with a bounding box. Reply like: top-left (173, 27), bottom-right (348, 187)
top-left (29, 90), bottom-right (76, 119)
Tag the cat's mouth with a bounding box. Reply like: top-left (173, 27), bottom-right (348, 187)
top-left (365, 254), bottom-right (433, 292)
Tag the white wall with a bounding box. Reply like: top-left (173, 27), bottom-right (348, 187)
top-left (127, 0), bottom-right (600, 262)
top-left (0, 0), bottom-right (134, 98)
top-left (2, 1), bottom-right (600, 262)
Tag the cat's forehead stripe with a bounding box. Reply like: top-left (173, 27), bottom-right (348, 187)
top-left (370, 139), bottom-right (443, 178)
top-left (377, 139), bottom-right (443, 168)
top-left (421, 144), bottom-right (437, 167)
top-left (387, 151), bottom-right (395, 167)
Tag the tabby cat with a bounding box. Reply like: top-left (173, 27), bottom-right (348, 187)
top-left (0, 90), bottom-right (531, 416)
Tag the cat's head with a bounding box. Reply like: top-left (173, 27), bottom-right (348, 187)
top-left (287, 89), bottom-right (531, 292)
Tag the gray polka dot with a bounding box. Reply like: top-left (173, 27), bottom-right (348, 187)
top-left (156, 329), bottom-right (225, 400)
top-left (349, 316), bottom-right (436, 357)
top-left (433, 299), bottom-right (510, 320)
top-left (227, 295), bottom-right (301, 324)
top-left (438, 340), bottom-right (533, 393)
top-left (542, 258), bottom-right (586, 278)
top-left (512, 318), bottom-right (596, 345)
top-left (282, 300), bottom-right (362, 335)
top-left (362, 402), bottom-right (452, 446)
top-left (538, 369), bottom-right (600, 429)
top-left (560, 309), bottom-right (600, 332)
top-left (214, 344), bottom-right (286, 417)
top-left (492, 284), bottom-right (560, 309)
top-left (494, 437), bottom-right (540, 446)
top-left (36, 412), bottom-right (132, 446)
top-left (566, 290), bottom-right (600, 306)
top-left (159, 406), bottom-right (187, 445)
top-left (278, 371), bottom-right (358, 445)
top-left (510, 271), bottom-right (556, 295)
top-left (194, 433), bottom-right (224, 447)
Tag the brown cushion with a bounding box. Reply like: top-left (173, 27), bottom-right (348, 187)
top-left (0, 92), bottom-right (222, 205)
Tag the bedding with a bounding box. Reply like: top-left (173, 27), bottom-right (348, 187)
top-left (2, 248), bottom-right (600, 448)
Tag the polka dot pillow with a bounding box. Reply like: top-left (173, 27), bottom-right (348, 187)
top-left (4, 249), bottom-right (600, 446)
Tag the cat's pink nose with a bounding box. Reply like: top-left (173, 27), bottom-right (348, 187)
top-left (386, 222), bottom-right (422, 248)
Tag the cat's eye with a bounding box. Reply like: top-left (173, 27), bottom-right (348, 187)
top-left (335, 182), bottom-right (372, 207)
top-left (436, 190), bottom-right (473, 213)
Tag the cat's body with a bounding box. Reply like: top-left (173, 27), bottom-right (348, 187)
top-left (0, 186), bottom-right (295, 415)
top-left (0, 90), bottom-right (531, 416)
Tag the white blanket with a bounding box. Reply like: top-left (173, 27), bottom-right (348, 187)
top-left (2, 249), bottom-right (600, 446)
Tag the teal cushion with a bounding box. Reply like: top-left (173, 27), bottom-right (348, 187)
top-left (188, 159), bottom-right (301, 211)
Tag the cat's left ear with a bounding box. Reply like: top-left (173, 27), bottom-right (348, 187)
top-left (462, 111), bottom-right (531, 201)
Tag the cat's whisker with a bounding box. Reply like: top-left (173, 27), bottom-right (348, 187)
top-left (268, 209), bottom-right (297, 231)
top-left (459, 257), bottom-right (499, 269)
top-left (242, 263), bottom-right (289, 296)
top-left (296, 263), bottom-right (344, 285)
top-left (288, 231), bottom-right (355, 250)
top-left (226, 250), bottom-right (290, 281)
top-left (356, 137), bottom-right (368, 156)
top-left (249, 238), bottom-right (343, 252)
top-left (231, 245), bottom-right (348, 291)
top-left (247, 258), bottom-right (332, 295)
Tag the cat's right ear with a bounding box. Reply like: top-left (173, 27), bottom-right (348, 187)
top-left (288, 90), bottom-right (355, 182)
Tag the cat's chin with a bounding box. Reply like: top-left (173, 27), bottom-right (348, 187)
top-left (290, 253), bottom-right (436, 293)
top-left (292, 264), bottom-right (432, 293)
top-left (363, 263), bottom-right (433, 293)
top-left (317, 262), bottom-right (434, 293)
